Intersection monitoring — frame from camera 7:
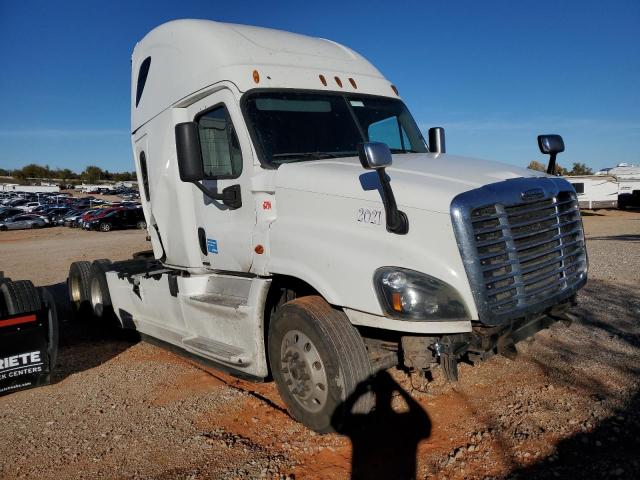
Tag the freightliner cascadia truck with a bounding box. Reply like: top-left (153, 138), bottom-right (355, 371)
top-left (67, 20), bottom-right (587, 432)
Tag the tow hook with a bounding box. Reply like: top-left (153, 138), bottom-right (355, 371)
top-left (432, 335), bottom-right (470, 383)
top-left (549, 310), bottom-right (579, 327)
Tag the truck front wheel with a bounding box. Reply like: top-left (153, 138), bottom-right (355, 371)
top-left (268, 296), bottom-right (373, 433)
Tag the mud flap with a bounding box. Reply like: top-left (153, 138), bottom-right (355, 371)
top-left (0, 311), bottom-right (53, 396)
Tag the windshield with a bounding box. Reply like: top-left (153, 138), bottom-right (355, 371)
top-left (243, 91), bottom-right (428, 167)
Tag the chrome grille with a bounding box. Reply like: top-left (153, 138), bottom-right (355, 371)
top-left (451, 178), bottom-right (587, 325)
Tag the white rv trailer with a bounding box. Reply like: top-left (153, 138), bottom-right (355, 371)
top-left (66, 20), bottom-right (588, 432)
top-left (565, 175), bottom-right (619, 209)
top-left (617, 179), bottom-right (640, 209)
top-left (0, 183), bottom-right (60, 193)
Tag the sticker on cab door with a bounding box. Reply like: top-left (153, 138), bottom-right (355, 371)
top-left (357, 208), bottom-right (382, 225)
top-left (207, 238), bottom-right (218, 254)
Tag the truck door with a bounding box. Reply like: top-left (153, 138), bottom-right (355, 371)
top-left (185, 88), bottom-right (256, 272)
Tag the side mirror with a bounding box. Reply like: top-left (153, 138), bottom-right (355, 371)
top-left (537, 134), bottom-right (565, 175)
top-left (358, 141), bottom-right (392, 170)
top-left (357, 142), bottom-right (408, 235)
top-left (538, 134), bottom-right (565, 155)
top-left (175, 122), bottom-right (242, 209)
top-left (428, 127), bottom-right (446, 153)
top-left (175, 122), bottom-right (204, 182)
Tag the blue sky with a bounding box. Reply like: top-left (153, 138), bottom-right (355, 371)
top-left (0, 0), bottom-right (638, 173)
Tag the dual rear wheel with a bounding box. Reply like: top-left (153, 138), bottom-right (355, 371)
top-left (68, 259), bottom-right (113, 319)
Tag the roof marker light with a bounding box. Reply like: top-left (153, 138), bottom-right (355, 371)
top-left (253, 70), bottom-right (260, 84)
top-left (334, 76), bottom-right (343, 88)
top-left (348, 78), bottom-right (357, 89)
top-left (319, 74), bottom-right (327, 86)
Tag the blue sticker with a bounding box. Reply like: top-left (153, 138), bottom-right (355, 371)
top-left (206, 239), bottom-right (218, 254)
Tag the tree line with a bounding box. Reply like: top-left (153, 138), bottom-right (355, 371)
top-left (0, 164), bottom-right (137, 184)
top-left (527, 161), bottom-right (593, 176)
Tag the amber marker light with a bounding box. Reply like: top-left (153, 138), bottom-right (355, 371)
top-left (255, 245), bottom-right (265, 254)
top-left (348, 78), bottom-right (357, 89)
top-left (253, 70), bottom-right (260, 84)
top-left (334, 76), bottom-right (343, 88)
top-left (319, 74), bottom-right (327, 86)
top-left (391, 85), bottom-right (399, 96)
top-left (391, 292), bottom-right (403, 312)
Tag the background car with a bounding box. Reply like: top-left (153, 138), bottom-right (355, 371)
top-left (86, 208), bottom-right (146, 232)
top-left (0, 207), bottom-right (24, 221)
top-left (0, 214), bottom-right (48, 231)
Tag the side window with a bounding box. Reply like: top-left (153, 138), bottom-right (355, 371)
top-left (197, 105), bottom-right (242, 179)
top-left (139, 151), bottom-right (150, 201)
top-left (135, 57), bottom-right (151, 107)
top-left (367, 116), bottom-right (411, 151)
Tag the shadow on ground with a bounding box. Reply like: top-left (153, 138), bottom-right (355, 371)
top-left (505, 279), bottom-right (640, 478)
top-left (333, 370), bottom-right (432, 480)
top-left (587, 234), bottom-right (640, 242)
top-left (45, 282), bottom-right (139, 383)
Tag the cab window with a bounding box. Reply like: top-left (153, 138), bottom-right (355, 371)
top-left (197, 105), bottom-right (242, 179)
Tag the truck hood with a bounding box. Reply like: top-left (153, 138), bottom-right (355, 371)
top-left (274, 153), bottom-right (547, 213)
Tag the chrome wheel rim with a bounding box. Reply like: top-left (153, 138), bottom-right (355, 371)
top-left (280, 330), bottom-right (328, 413)
top-left (70, 275), bottom-right (82, 304)
top-left (90, 278), bottom-right (102, 313)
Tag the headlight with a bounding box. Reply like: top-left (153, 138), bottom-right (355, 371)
top-left (374, 267), bottom-right (469, 321)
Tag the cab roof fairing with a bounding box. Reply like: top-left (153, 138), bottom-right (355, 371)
top-left (131, 19), bottom-right (398, 131)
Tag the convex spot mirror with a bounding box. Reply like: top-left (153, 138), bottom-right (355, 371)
top-left (537, 134), bottom-right (565, 155)
top-left (358, 142), bottom-right (392, 170)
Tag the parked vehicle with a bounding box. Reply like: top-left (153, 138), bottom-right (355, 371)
top-left (85, 208), bottom-right (146, 232)
top-left (41, 206), bottom-right (73, 223)
top-left (0, 208), bottom-right (24, 221)
top-left (565, 175), bottom-right (619, 209)
top-left (68, 20), bottom-right (588, 433)
top-left (0, 214), bottom-right (48, 231)
top-left (617, 180), bottom-right (640, 209)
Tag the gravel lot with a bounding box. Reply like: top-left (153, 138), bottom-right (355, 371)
top-left (0, 209), bottom-right (639, 479)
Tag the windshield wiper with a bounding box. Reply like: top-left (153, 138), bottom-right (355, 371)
top-left (271, 151), bottom-right (364, 164)
top-left (272, 152), bottom-right (342, 160)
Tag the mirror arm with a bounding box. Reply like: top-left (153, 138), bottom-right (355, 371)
top-left (377, 168), bottom-right (409, 234)
top-left (546, 152), bottom-right (557, 175)
top-left (191, 182), bottom-right (242, 209)
top-left (192, 181), bottom-right (223, 200)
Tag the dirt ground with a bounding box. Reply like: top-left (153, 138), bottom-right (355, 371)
top-left (0, 210), bottom-right (639, 480)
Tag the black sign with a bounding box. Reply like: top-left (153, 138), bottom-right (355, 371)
top-left (0, 313), bottom-right (51, 396)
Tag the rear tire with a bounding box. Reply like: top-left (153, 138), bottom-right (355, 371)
top-left (100, 223), bottom-right (111, 232)
top-left (136, 220), bottom-right (147, 229)
top-left (268, 296), bottom-right (373, 433)
top-left (0, 280), bottom-right (41, 314)
top-left (89, 259), bottom-right (113, 318)
top-left (68, 261), bottom-right (92, 316)
top-left (40, 287), bottom-right (60, 373)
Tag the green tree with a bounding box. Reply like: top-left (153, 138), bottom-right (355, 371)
top-left (59, 168), bottom-right (76, 181)
top-left (527, 160), bottom-right (568, 176)
top-left (527, 160), bottom-right (547, 172)
top-left (567, 162), bottom-right (593, 176)
top-left (81, 165), bottom-right (104, 183)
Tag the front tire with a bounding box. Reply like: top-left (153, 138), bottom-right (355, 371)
top-left (268, 296), bottom-right (373, 433)
top-left (100, 222), bottom-right (111, 232)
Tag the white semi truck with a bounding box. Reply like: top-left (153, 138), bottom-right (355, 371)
top-left (68, 20), bottom-right (588, 432)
